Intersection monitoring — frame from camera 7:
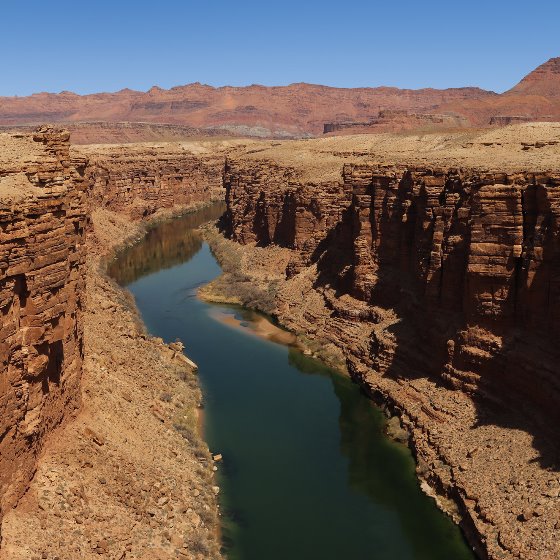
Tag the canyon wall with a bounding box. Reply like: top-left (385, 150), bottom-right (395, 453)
top-left (82, 145), bottom-right (225, 218)
top-left (224, 160), bottom-right (560, 426)
top-left (0, 128), bottom-right (87, 532)
top-left (323, 110), bottom-right (469, 134)
top-left (1, 122), bottom-right (233, 145)
top-left (2, 123), bottom-right (558, 557)
top-left (0, 132), bottom-right (227, 556)
top-left (0, 132), bottom-right (229, 544)
top-left (222, 156), bottom-right (560, 558)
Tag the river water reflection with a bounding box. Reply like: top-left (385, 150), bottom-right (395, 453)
top-left (108, 203), bottom-right (475, 560)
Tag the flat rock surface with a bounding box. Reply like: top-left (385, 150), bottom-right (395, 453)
top-left (226, 123), bottom-right (560, 182)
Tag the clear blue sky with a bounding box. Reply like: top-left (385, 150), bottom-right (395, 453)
top-left (1, 0), bottom-right (558, 96)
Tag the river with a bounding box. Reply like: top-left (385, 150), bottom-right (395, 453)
top-left (107, 202), bottom-right (475, 560)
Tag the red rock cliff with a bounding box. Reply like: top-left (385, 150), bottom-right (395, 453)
top-left (222, 155), bottom-right (560, 558)
top-left (81, 144), bottom-right (225, 219)
top-left (0, 128), bottom-right (87, 533)
top-left (224, 158), bottom-right (560, 433)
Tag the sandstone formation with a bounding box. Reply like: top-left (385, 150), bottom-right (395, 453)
top-left (2, 122), bottom-right (560, 558)
top-left (0, 207), bottom-right (222, 559)
top-left (437, 58), bottom-right (560, 129)
top-left (65, 122), bottom-right (232, 145)
top-left (507, 57), bottom-right (560, 98)
top-left (213, 124), bottom-right (560, 559)
top-left (0, 130), bottom-right (231, 557)
top-left (0, 128), bottom-right (87, 535)
top-left (1, 122), bottom-right (234, 145)
top-left (323, 110), bottom-right (469, 134)
top-left (78, 140), bottom-right (237, 219)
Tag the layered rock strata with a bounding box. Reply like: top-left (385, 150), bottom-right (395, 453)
top-left (0, 81), bottom-right (494, 138)
top-left (1, 122), bottom-right (234, 145)
top-left (80, 144), bottom-right (226, 218)
top-left (220, 154), bottom-right (560, 559)
top-left (0, 128), bottom-right (87, 534)
top-left (0, 207), bottom-right (222, 559)
top-left (2, 57), bottom-right (560, 140)
top-left (2, 123), bottom-right (560, 557)
top-left (323, 110), bottom-right (469, 134)
top-left (0, 132), bottom-right (226, 557)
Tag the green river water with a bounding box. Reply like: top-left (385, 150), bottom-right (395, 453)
top-left (108, 203), bottom-right (475, 560)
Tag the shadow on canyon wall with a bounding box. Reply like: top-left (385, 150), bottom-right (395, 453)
top-left (220, 169), bottom-right (560, 469)
top-left (309, 189), bottom-right (560, 472)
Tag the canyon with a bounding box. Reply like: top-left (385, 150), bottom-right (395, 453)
top-left (0, 130), bottom-right (235, 559)
top-left (79, 141), bottom-right (229, 219)
top-left (0, 57), bottom-right (559, 140)
top-left (0, 120), bottom-right (559, 558)
top-left (206, 124), bottom-right (560, 560)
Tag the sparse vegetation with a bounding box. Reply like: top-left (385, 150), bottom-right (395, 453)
top-left (199, 225), bottom-right (282, 314)
top-left (189, 533), bottom-right (211, 556)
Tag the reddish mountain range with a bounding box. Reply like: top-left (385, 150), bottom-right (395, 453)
top-left (1, 57), bottom-right (558, 140)
top-left (434, 57), bottom-right (560, 128)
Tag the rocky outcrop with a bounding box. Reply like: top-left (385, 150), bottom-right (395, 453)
top-left (0, 205), bottom-right (223, 559)
top-left (65, 121), bottom-right (232, 145)
top-left (225, 159), bottom-right (560, 426)
top-left (0, 132), bottom-right (226, 556)
top-left (82, 144), bottom-right (225, 219)
top-left (488, 116), bottom-right (533, 126)
top-left (323, 110), bottom-right (469, 134)
top-left (222, 156), bottom-right (560, 559)
top-left (341, 166), bottom-right (560, 419)
top-left (223, 159), bottom-right (347, 250)
top-left (1, 122), bottom-right (234, 145)
top-left (0, 128), bottom-right (87, 534)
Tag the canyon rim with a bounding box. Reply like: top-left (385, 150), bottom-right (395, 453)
top-left (1, 5), bottom-right (560, 557)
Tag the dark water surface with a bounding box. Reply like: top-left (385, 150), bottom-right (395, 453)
top-left (108, 203), bottom-right (475, 560)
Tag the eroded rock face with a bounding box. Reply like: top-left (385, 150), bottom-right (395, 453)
top-left (223, 159), bottom-right (349, 273)
top-left (0, 128), bottom-right (87, 529)
top-left (224, 160), bottom-right (560, 422)
top-left (343, 166), bottom-right (560, 424)
top-left (222, 158), bottom-right (560, 558)
top-left (0, 133), bottom-right (228, 556)
top-left (0, 132), bottom-right (229, 548)
top-left (83, 145), bottom-right (225, 219)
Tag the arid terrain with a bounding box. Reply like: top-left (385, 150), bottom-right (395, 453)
top-left (201, 123), bottom-right (560, 560)
top-left (0, 115), bottom-right (559, 560)
top-left (0, 131), bottom-right (239, 559)
top-left (0, 207), bottom-right (223, 560)
top-left (0, 58), bottom-right (559, 141)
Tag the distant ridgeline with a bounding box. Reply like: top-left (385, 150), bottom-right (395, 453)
top-left (0, 57), bottom-right (559, 141)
